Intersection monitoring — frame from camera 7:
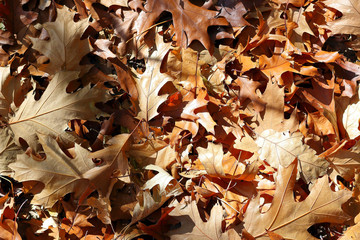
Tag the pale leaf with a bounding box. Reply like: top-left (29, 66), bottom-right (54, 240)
top-left (324, 0), bottom-right (360, 35)
top-left (8, 70), bottom-right (109, 152)
top-left (9, 134), bottom-right (96, 207)
top-left (343, 99), bottom-right (360, 139)
top-left (256, 129), bottom-right (329, 183)
top-left (322, 140), bottom-right (360, 181)
top-left (135, 34), bottom-right (172, 121)
top-left (29, 6), bottom-right (91, 74)
top-left (244, 160), bottom-right (352, 239)
top-left (130, 165), bottom-right (182, 225)
top-left (0, 128), bottom-right (22, 174)
top-left (167, 200), bottom-right (228, 240)
top-left (86, 134), bottom-right (131, 197)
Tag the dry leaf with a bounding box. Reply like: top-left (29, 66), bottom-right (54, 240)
top-left (29, 6), bottom-right (91, 74)
top-left (135, 33), bottom-right (173, 122)
top-left (8, 70), bottom-right (109, 152)
top-left (9, 134), bottom-right (96, 207)
top-left (135, 0), bottom-right (229, 53)
top-left (167, 200), bottom-right (228, 240)
top-left (244, 160), bottom-right (352, 239)
top-left (131, 165), bottom-right (183, 225)
top-left (256, 129), bottom-right (329, 183)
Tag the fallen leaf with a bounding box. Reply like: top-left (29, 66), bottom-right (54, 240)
top-left (321, 140), bottom-right (360, 181)
top-left (135, 33), bottom-right (173, 122)
top-left (135, 0), bottom-right (229, 53)
top-left (131, 165), bottom-right (183, 225)
top-left (29, 6), bottom-right (91, 74)
top-left (9, 134), bottom-right (96, 207)
top-left (256, 129), bottom-right (329, 183)
top-left (244, 160), bottom-right (352, 239)
top-left (167, 199), bottom-right (228, 240)
top-left (8, 70), bottom-right (110, 152)
top-left (342, 98), bottom-right (360, 139)
top-left (325, 0), bottom-right (360, 35)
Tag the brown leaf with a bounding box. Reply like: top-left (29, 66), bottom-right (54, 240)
top-left (8, 71), bottom-right (110, 152)
top-left (0, 219), bottom-right (21, 240)
top-left (135, 0), bottom-right (229, 53)
top-left (131, 165), bottom-right (183, 225)
top-left (135, 33), bottom-right (173, 122)
top-left (167, 199), bottom-right (228, 240)
top-left (87, 134), bottom-right (131, 196)
top-left (9, 134), bottom-right (96, 207)
top-left (256, 129), bottom-right (329, 183)
top-left (29, 6), bottom-right (91, 74)
top-left (215, 1), bottom-right (250, 28)
top-left (321, 140), bottom-right (360, 181)
top-left (244, 160), bottom-right (352, 239)
top-left (271, 0), bottom-right (305, 7)
top-left (325, 0), bottom-right (360, 35)
top-left (255, 80), bottom-right (298, 133)
top-left (258, 54), bottom-right (299, 82)
top-left (232, 76), bottom-right (266, 112)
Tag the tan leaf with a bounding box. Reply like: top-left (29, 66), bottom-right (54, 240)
top-left (244, 160), bottom-right (352, 239)
top-left (339, 221), bottom-right (360, 240)
top-left (321, 140), bottom-right (360, 181)
top-left (0, 66), bottom-right (24, 117)
top-left (131, 165), bottom-right (183, 225)
top-left (87, 197), bottom-right (111, 225)
top-left (29, 6), bottom-right (91, 74)
top-left (97, 0), bottom-right (128, 7)
top-left (256, 129), bottom-right (329, 183)
top-left (325, 0), bottom-right (360, 35)
top-left (129, 139), bottom-right (168, 168)
top-left (232, 76), bottom-right (266, 112)
top-left (8, 71), bottom-right (109, 152)
top-left (197, 142), bottom-right (225, 177)
top-left (255, 81), bottom-right (298, 133)
top-left (197, 142), bottom-right (258, 180)
top-left (9, 134), bottom-right (96, 207)
top-left (167, 200), bottom-right (228, 240)
top-left (87, 134), bottom-right (131, 197)
top-left (271, 0), bottom-right (305, 7)
top-left (343, 98), bottom-right (360, 139)
top-left (135, 33), bottom-right (173, 122)
top-left (0, 128), bottom-right (23, 174)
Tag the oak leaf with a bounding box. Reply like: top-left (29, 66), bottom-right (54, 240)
top-left (255, 81), bottom-right (297, 133)
top-left (215, 1), bottom-right (250, 28)
top-left (87, 134), bottom-right (131, 197)
top-left (131, 165), bottom-right (183, 225)
top-left (167, 199), bottom-right (228, 240)
top-left (197, 142), bottom-right (258, 181)
top-left (9, 134), bottom-right (96, 207)
top-left (271, 0), bottom-right (305, 7)
top-left (135, 0), bottom-right (229, 53)
top-left (256, 129), bottom-right (329, 183)
top-left (29, 6), bottom-right (91, 74)
top-left (0, 128), bottom-right (22, 174)
top-left (342, 98), bottom-right (360, 139)
top-left (8, 71), bottom-right (109, 152)
top-left (258, 55), bottom-right (299, 82)
top-left (325, 0), bottom-right (360, 35)
top-left (232, 76), bottom-right (266, 112)
top-left (321, 140), bottom-right (360, 181)
top-left (135, 34), bottom-right (173, 122)
top-left (0, 66), bottom-right (23, 117)
top-left (244, 160), bottom-right (352, 239)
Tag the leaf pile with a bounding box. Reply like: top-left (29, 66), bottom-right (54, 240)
top-left (0, 0), bottom-right (360, 239)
